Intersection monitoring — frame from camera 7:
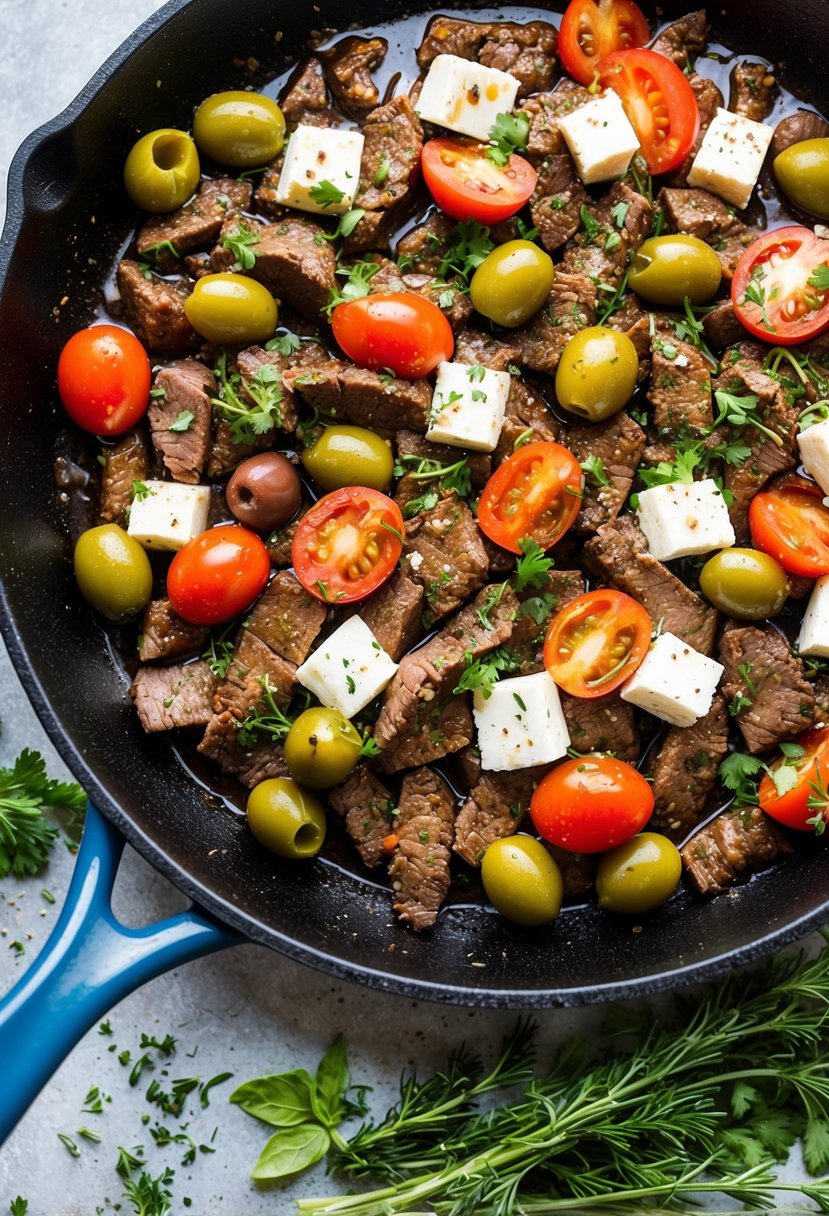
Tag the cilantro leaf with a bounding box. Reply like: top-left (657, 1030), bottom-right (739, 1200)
top-left (220, 220), bottom-right (261, 270)
top-left (325, 258), bottom-right (379, 314)
top-left (436, 220), bottom-right (494, 289)
top-left (211, 351), bottom-right (283, 445)
top-left (0, 750), bottom-right (86, 877)
top-left (454, 646), bottom-right (519, 699)
top-left (486, 111), bottom-right (529, 167)
top-left (322, 207), bottom-right (366, 243)
top-left (580, 455), bottom-right (610, 487)
top-left (639, 442), bottom-right (704, 489)
top-left (265, 330), bottom-right (302, 357)
top-left (512, 537), bottom-right (554, 591)
top-left (717, 752), bottom-right (766, 807)
top-left (710, 388), bottom-right (784, 446)
top-left (807, 264), bottom-right (829, 292)
top-left (308, 180), bottom-right (346, 209)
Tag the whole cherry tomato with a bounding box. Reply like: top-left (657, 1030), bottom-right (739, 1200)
top-left (530, 753), bottom-right (654, 853)
top-left (57, 324), bottom-right (151, 435)
top-left (331, 293), bottom-right (454, 379)
top-left (167, 524), bottom-right (270, 625)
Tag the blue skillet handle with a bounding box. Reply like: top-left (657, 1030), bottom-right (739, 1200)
top-left (0, 802), bottom-right (242, 1142)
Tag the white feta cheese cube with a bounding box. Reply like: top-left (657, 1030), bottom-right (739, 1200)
top-left (620, 631), bottom-right (724, 728)
top-left (473, 671), bottom-right (570, 772)
top-left (415, 54), bottom-right (520, 142)
top-left (635, 478), bottom-right (736, 561)
top-left (425, 361), bottom-right (511, 452)
top-left (274, 124), bottom-right (364, 216)
top-left (557, 91), bottom-right (640, 185)
top-left (295, 616), bottom-right (398, 719)
top-left (127, 480), bottom-right (210, 551)
top-left (686, 107), bottom-right (773, 210)
top-left (797, 418), bottom-right (829, 497)
top-left (797, 575), bottom-right (829, 659)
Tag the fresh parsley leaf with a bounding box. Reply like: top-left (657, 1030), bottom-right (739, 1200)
top-left (580, 455), bottom-right (610, 487)
top-left (807, 264), bottom-right (829, 291)
top-left (639, 442), bottom-right (704, 489)
top-left (168, 410), bottom-right (194, 433)
top-left (9, 1200), bottom-right (28, 1216)
top-left (130, 480), bottom-right (154, 502)
top-left (325, 258), bottom-right (379, 314)
top-left (579, 204), bottom-right (601, 244)
top-left (265, 330), bottom-right (302, 357)
top-left (308, 179), bottom-right (346, 209)
top-left (718, 751), bottom-right (766, 806)
top-left (322, 207), bottom-right (366, 242)
top-left (454, 646), bottom-right (519, 699)
top-left (220, 220), bottom-right (261, 270)
top-left (121, 1167), bottom-right (174, 1216)
top-left (237, 676), bottom-right (297, 748)
top-left (610, 199), bottom-right (630, 229)
top-left (710, 388), bottom-right (784, 447)
top-left (398, 454), bottom-right (472, 518)
top-left (0, 750), bottom-right (86, 877)
top-left (374, 154), bottom-right (390, 186)
top-left (211, 350), bottom-right (283, 444)
top-left (512, 537), bottom-right (554, 591)
top-left (358, 735), bottom-right (381, 759)
top-left (486, 111), bottom-right (529, 167)
top-left (436, 220), bottom-right (494, 289)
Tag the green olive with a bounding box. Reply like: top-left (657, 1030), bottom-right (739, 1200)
top-left (627, 234), bottom-right (723, 306)
top-left (481, 835), bottom-right (564, 927)
top-left (284, 708), bottom-right (363, 789)
top-left (300, 426), bottom-right (394, 492)
top-left (774, 139), bottom-right (829, 220)
top-left (555, 326), bottom-right (639, 421)
top-left (469, 240), bottom-right (555, 328)
top-left (123, 128), bottom-right (200, 213)
top-left (183, 273), bottom-right (278, 345)
top-left (246, 777), bottom-right (326, 859)
top-left (193, 91), bottom-right (286, 168)
top-left (699, 547), bottom-right (789, 620)
top-left (596, 832), bottom-right (681, 915)
top-left (73, 524), bottom-right (153, 620)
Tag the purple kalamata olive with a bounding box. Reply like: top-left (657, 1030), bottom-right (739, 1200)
top-left (226, 453), bottom-right (301, 530)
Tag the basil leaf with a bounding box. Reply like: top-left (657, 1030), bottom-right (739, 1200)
top-left (229, 1068), bottom-right (315, 1127)
top-left (312, 1034), bottom-right (348, 1128)
top-left (250, 1123), bottom-right (330, 1180)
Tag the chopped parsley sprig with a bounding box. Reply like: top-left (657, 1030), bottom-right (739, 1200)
top-left (211, 351), bottom-right (283, 445)
top-left (485, 112), bottom-right (530, 167)
top-left (0, 749), bottom-right (86, 877)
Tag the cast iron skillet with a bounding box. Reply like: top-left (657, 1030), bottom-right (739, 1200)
top-left (0, 0), bottom-right (827, 1025)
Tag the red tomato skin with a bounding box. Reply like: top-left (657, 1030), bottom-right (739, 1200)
top-left (759, 728), bottom-right (829, 831)
top-left (167, 525), bottom-right (270, 626)
top-left (421, 138), bottom-right (537, 224)
top-left (291, 486), bottom-right (404, 604)
top-left (57, 324), bottom-right (151, 435)
top-left (530, 754), bottom-right (654, 853)
top-left (331, 293), bottom-right (454, 379)
top-left (596, 47), bottom-right (699, 175)
top-left (558, 0), bottom-right (650, 86)
top-left (749, 475), bottom-right (829, 579)
top-left (731, 227), bottom-right (829, 345)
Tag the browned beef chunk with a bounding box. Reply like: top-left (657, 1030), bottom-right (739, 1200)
top-left (396, 213), bottom-right (456, 276)
top-left (375, 584), bottom-right (518, 757)
top-left (771, 110), bottom-right (829, 159)
top-left (320, 36), bottom-right (387, 119)
top-left (394, 429), bottom-right (491, 515)
top-left (813, 672), bottom-right (829, 723)
top-left (569, 412), bottom-right (646, 535)
top-left (236, 340), bottom-right (330, 437)
top-left (682, 805), bottom-right (792, 895)
top-left (702, 299), bottom-right (748, 349)
top-left (280, 58), bottom-right (338, 129)
top-left (650, 11), bottom-right (709, 68)
top-left (648, 694), bottom-right (729, 841)
top-left (584, 516), bottom-right (718, 653)
top-left (328, 764), bottom-right (396, 868)
top-left (561, 182), bottom-right (652, 292)
top-left (207, 417), bottom-right (270, 479)
top-left (199, 725), bottom-right (290, 788)
top-left (508, 569), bottom-right (585, 676)
top-left (211, 217), bottom-right (335, 319)
top-left (211, 630), bottom-right (296, 723)
top-left (345, 96), bottom-right (423, 254)
top-left (131, 661), bottom-right (218, 732)
top-left (720, 626), bottom-right (815, 754)
top-left (646, 326), bottom-right (713, 435)
top-left (116, 260), bottom-right (197, 353)
top-left (266, 508), bottom-right (306, 568)
top-left (389, 768), bottom-right (456, 930)
top-left (507, 271), bottom-right (597, 375)
top-left (417, 16), bottom-right (558, 97)
top-left (244, 571), bottom-right (326, 665)
top-left (604, 296), bottom-right (652, 378)
top-left (368, 255), bottom-right (473, 331)
top-left (403, 500), bottom-right (489, 623)
top-left (379, 694), bottom-right (473, 774)
top-left (518, 81), bottom-right (592, 161)
top-left (284, 360), bottom-right (431, 437)
top-left (546, 844), bottom-right (595, 900)
top-left (561, 693), bottom-right (639, 762)
top-left (658, 187), bottom-right (754, 276)
top-left (149, 359), bottom-right (214, 484)
top-left (453, 327), bottom-right (517, 371)
top-left (666, 74), bottom-right (724, 187)
top-left (453, 768), bottom-right (542, 865)
top-left (530, 153), bottom-right (588, 254)
top-left (356, 571), bottom-right (424, 661)
top-left (495, 377), bottom-right (562, 461)
top-left (136, 178), bottom-right (252, 267)
top-left (138, 598), bottom-right (207, 663)
top-left (98, 429), bottom-right (148, 526)
top-left (730, 60), bottom-right (776, 123)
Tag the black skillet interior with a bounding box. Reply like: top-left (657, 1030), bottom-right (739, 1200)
top-left (0, 0), bottom-right (827, 1007)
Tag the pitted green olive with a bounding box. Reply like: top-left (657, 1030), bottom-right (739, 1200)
top-left (469, 240), bottom-right (555, 328)
top-left (628, 235), bottom-right (723, 306)
top-left (284, 708), bottom-right (363, 789)
top-left (699, 548), bottom-right (789, 619)
top-left (246, 777), bottom-right (326, 859)
top-left (123, 128), bottom-right (200, 213)
top-left (773, 139), bottom-right (829, 220)
top-left (74, 524), bottom-right (153, 620)
top-left (481, 835), bottom-right (564, 926)
top-left (193, 91), bottom-right (286, 167)
top-left (596, 832), bottom-right (681, 914)
top-left (555, 326), bottom-right (639, 421)
top-left (183, 273), bottom-right (278, 344)
top-left (301, 426), bottom-right (394, 492)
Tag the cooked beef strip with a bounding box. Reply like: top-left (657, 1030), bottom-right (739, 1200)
top-left (666, 74), bottom-right (724, 187)
top-left (681, 805), bottom-right (792, 895)
top-left (720, 626), bottom-right (815, 754)
top-left (561, 693), bottom-right (639, 763)
top-left (453, 768), bottom-right (543, 865)
top-left (236, 340), bottom-right (330, 437)
top-left (506, 271), bottom-right (597, 376)
top-left (266, 508), bottom-right (306, 568)
top-left (813, 672), bottom-right (829, 723)
top-left (658, 187), bottom-right (754, 277)
top-left (416, 16), bottom-right (558, 97)
top-left (771, 110), bottom-right (829, 158)
top-left (569, 412), bottom-right (646, 535)
top-left (518, 81), bottom-right (593, 162)
top-left (136, 178), bottom-right (252, 267)
top-left (394, 429), bottom-right (491, 515)
top-left (403, 499), bottom-right (489, 624)
top-left (328, 764), bottom-right (396, 868)
top-left (729, 60), bottom-right (776, 123)
top-left (320, 36), bottom-right (387, 119)
top-left (244, 571), bottom-right (326, 665)
top-left (510, 569), bottom-right (585, 675)
top-left (344, 96), bottom-right (423, 254)
top-left (702, 298), bottom-right (748, 349)
top-left (649, 10), bottom-right (709, 68)
top-left (356, 570), bottom-right (424, 661)
top-left (199, 725), bottom-right (290, 789)
top-left (584, 516), bottom-right (719, 654)
top-left (396, 213), bottom-right (457, 276)
top-left (604, 296), bottom-right (652, 377)
top-left (389, 767), bottom-right (456, 930)
top-left (561, 182), bottom-right (653, 293)
top-left (98, 429), bottom-right (148, 526)
top-left (115, 260), bottom-right (198, 353)
top-left (131, 661), bottom-right (218, 732)
top-left (530, 153), bottom-right (589, 254)
top-left (211, 216), bottom-right (336, 319)
top-left (379, 694), bottom-right (474, 774)
top-left (368, 257), bottom-right (474, 331)
top-left (210, 629), bottom-right (297, 721)
top-left (279, 57), bottom-right (339, 129)
top-left (138, 598), bottom-right (208, 663)
top-left (149, 359), bottom-right (215, 484)
top-left (648, 693), bottom-right (729, 841)
top-left (284, 360), bottom-right (431, 437)
top-left (206, 416), bottom-right (271, 479)
top-left (495, 377), bottom-right (562, 461)
top-left (646, 325), bottom-right (714, 435)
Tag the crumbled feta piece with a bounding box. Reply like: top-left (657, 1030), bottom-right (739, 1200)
top-left (473, 671), bottom-right (570, 771)
top-left (635, 478), bottom-right (736, 561)
top-left (686, 107), bottom-right (773, 210)
top-left (797, 418), bottom-right (829, 497)
top-left (797, 575), bottom-right (829, 659)
top-left (557, 91), bottom-right (640, 185)
top-left (415, 54), bottom-right (520, 142)
top-left (296, 616), bottom-right (398, 718)
top-left (127, 480), bottom-right (210, 551)
top-left (275, 124), bottom-right (364, 216)
top-left (620, 631), bottom-right (724, 728)
top-left (425, 361), bottom-right (511, 452)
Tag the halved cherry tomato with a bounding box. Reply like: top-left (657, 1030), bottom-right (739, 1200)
top-left (759, 727), bottom-right (829, 832)
top-left (530, 753), bottom-right (654, 853)
top-left (57, 324), bottom-right (151, 436)
top-left (167, 524), bottom-right (270, 626)
top-left (596, 47), bottom-right (700, 175)
top-left (291, 486), bottom-right (404, 604)
top-left (731, 226), bottom-right (829, 346)
top-left (558, 0), bottom-right (650, 86)
top-left (331, 293), bottom-right (454, 379)
top-left (421, 138), bottom-right (537, 224)
top-left (477, 442), bottom-right (583, 555)
top-left (749, 474), bottom-right (829, 578)
top-left (543, 589), bottom-right (651, 698)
